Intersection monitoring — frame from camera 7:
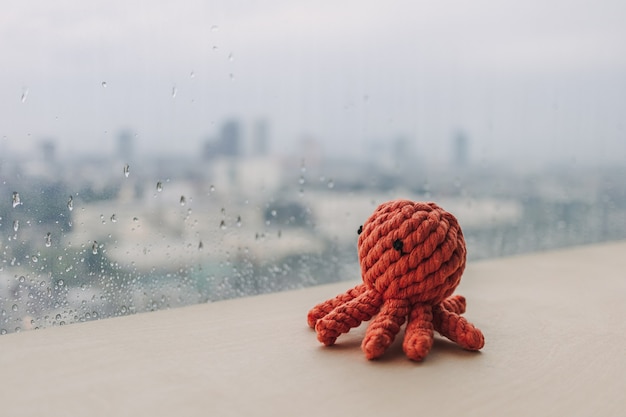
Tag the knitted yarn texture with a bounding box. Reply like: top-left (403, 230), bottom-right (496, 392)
top-left (308, 199), bottom-right (484, 361)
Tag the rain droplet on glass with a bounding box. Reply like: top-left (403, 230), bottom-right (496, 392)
top-left (228, 52), bottom-right (234, 61)
top-left (220, 220), bottom-right (226, 230)
top-left (67, 195), bottom-right (74, 211)
top-left (13, 220), bottom-right (19, 232)
top-left (198, 240), bottom-right (204, 250)
top-left (327, 179), bottom-right (335, 189)
top-left (92, 241), bottom-right (98, 255)
top-left (45, 232), bottom-right (52, 247)
top-left (101, 81), bottom-right (107, 88)
top-left (123, 164), bottom-right (130, 178)
top-left (172, 86), bottom-right (177, 98)
top-left (156, 181), bottom-right (163, 192)
top-left (110, 214), bottom-right (117, 223)
top-left (12, 191), bottom-right (21, 208)
top-left (180, 195), bottom-right (186, 206)
top-left (21, 89), bottom-right (29, 103)
top-left (210, 25), bottom-right (219, 32)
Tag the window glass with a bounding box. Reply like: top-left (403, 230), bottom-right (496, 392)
top-left (2, 0), bottom-right (625, 333)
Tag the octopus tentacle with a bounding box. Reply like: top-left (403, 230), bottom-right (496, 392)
top-left (315, 290), bottom-right (383, 346)
top-left (402, 304), bottom-right (434, 361)
top-left (440, 294), bottom-right (466, 315)
top-left (307, 284), bottom-right (367, 328)
top-left (432, 304), bottom-right (484, 351)
top-left (362, 299), bottom-right (410, 359)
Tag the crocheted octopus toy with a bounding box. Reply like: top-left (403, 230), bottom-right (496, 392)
top-left (308, 199), bottom-right (484, 361)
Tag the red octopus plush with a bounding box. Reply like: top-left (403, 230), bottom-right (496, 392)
top-left (308, 199), bottom-right (484, 361)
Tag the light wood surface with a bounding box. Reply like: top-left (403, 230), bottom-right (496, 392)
top-left (1, 242), bottom-right (625, 416)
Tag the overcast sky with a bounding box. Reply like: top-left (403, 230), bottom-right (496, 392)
top-left (1, 0), bottom-right (625, 165)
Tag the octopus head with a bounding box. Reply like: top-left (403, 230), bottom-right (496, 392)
top-left (357, 200), bottom-right (466, 305)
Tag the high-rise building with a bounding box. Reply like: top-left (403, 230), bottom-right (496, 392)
top-left (117, 130), bottom-right (134, 160)
top-left (219, 119), bottom-right (241, 157)
top-left (453, 131), bottom-right (469, 167)
top-left (253, 119), bottom-right (269, 156)
top-left (203, 119), bottom-right (242, 160)
top-left (40, 139), bottom-right (57, 163)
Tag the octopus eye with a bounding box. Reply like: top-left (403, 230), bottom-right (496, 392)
top-left (393, 239), bottom-right (404, 253)
top-left (357, 225), bottom-right (363, 235)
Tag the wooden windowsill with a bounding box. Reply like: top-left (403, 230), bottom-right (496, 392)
top-left (1, 241), bottom-right (625, 416)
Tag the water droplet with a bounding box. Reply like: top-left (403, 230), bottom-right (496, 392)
top-left (171, 86), bottom-right (177, 98)
top-left (92, 241), bottom-right (98, 255)
top-left (67, 195), bottom-right (74, 211)
top-left (209, 184), bottom-right (215, 193)
top-left (18, 276), bottom-right (25, 283)
top-left (31, 255), bottom-right (38, 263)
top-left (12, 304), bottom-right (18, 312)
top-left (180, 195), bottom-right (186, 206)
top-left (45, 232), bottom-right (52, 247)
top-left (229, 73), bottom-right (234, 81)
top-left (327, 179), bottom-right (335, 189)
top-left (21, 88), bottom-right (29, 103)
top-left (110, 214), bottom-right (117, 223)
top-left (133, 217), bottom-right (139, 222)
top-left (228, 52), bottom-right (234, 61)
top-left (0, 329), bottom-right (6, 335)
top-left (198, 240), bottom-right (204, 249)
top-left (123, 164), bottom-right (130, 178)
top-left (12, 191), bottom-right (21, 208)
top-left (220, 220), bottom-right (226, 230)
top-left (271, 210), bottom-right (277, 217)
top-left (236, 216), bottom-right (242, 227)
top-left (210, 25), bottom-right (219, 32)
top-left (55, 314), bottom-right (62, 320)
top-left (12, 220), bottom-right (19, 232)
top-left (299, 175), bottom-right (305, 185)
top-left (101, 81), bottom-right (107, 88)
top-left (190, 71), bottom-right (195, 79)
top-left (57, 279), bottom-right (64, 287)
top-left (156, 181), bottom-right (163, 192)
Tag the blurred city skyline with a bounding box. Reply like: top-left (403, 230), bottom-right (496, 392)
top-left (1, 0), bottom-right (626, 165)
